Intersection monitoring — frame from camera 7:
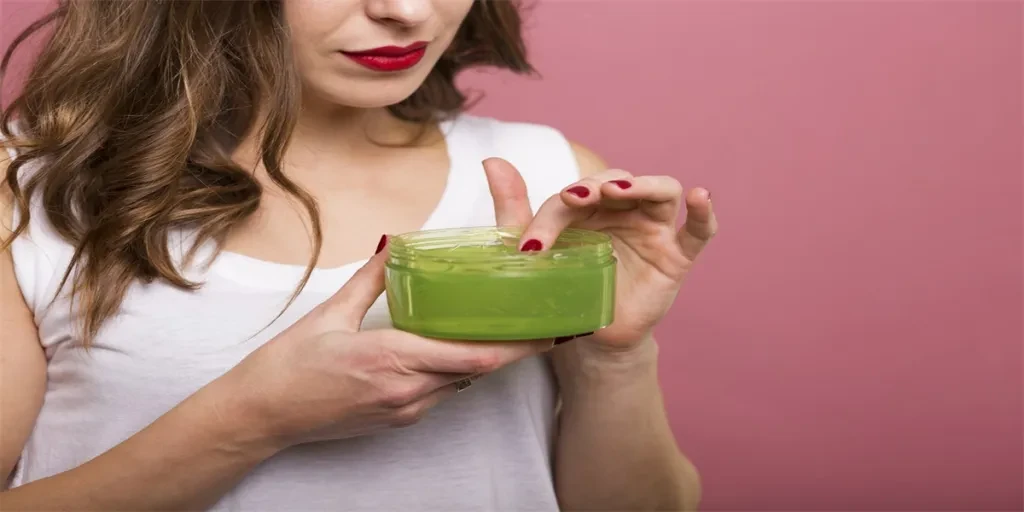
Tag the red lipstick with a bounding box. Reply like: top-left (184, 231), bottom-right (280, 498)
top-left (341, 42), bottom-right (428, 72)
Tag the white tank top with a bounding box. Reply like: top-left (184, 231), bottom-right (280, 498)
top-left (7, 115), bottom-right (581, 511)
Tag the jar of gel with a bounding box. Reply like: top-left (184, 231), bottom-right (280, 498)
top-left (385, 227), bottom-right (616, 341)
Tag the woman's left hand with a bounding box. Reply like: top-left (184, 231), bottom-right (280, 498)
top-left (483, 158), bottom-right (719, 354)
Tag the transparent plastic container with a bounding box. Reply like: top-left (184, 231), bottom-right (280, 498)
top-left (385, 227), bottom-right (616, 341)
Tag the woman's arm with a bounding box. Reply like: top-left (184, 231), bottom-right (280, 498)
top-left (0, 379), bottom-right (278, 511)
top-left (0, 156), bottom-right (47, 488)
top-left (550, 143), bottom-right (701, 511)
top-left (0, 156), bottom-right (279, 510)
top-left (552, 338), bottom-right (701, 511)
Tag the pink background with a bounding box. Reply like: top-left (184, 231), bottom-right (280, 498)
top-left (3, 0), bottom-right (1022, 510)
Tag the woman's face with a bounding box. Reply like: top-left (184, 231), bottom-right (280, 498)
top-left (282, 0), bottom-right (475, 109)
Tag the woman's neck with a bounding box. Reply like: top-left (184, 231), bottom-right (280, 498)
top-left (235, 99), bottom-right (440, 170)
top-left (295, 103), bottom-right (429, 149)
top-left (222, 100), bottom-right (452, 268)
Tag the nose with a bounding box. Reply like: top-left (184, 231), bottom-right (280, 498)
top-left (365, 0), bottom-right (432, 27)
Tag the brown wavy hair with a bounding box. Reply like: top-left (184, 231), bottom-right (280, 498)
top-left (0, 0), bottom-right (532, 346)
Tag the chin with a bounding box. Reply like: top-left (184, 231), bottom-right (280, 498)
top-left (306, 75), bottom-right (429, 110)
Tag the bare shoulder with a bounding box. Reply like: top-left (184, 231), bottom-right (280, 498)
top-left (568, 140), bottom-right (609, 178)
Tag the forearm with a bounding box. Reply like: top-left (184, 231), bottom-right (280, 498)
top-left (552, 337), bottom-right (701, 511)
top-left (0, 374), bottom-right (279, 511)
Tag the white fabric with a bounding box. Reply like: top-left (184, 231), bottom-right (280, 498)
top-left (7, 115), bottom-right (582, 511)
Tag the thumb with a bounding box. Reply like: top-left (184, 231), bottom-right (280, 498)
top-left (322, 234), bottom-right (389, 331)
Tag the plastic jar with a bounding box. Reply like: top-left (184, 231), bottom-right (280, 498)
top-left (385, 227), bottom-right (616, 341)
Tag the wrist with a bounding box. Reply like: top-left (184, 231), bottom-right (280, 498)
top-left (556, 336), bottom-right (660, 396)
top-left (575, 334), bottom-right (659, 370)
top-left (196, 370), bottom-right (288, 460)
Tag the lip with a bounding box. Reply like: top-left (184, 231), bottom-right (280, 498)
top-left (341, 42), bottom-right (428, 72)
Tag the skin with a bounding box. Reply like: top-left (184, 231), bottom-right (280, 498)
top-left (0, 0), bottom-right (714, 510)
top-left (486, 152), bottom-right (713, 511)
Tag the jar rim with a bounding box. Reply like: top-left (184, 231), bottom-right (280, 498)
top-left (387, 226), bottom-right (613, 264)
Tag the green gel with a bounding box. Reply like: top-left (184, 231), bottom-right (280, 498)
top-left (385, 227), bottom-right (616, 341)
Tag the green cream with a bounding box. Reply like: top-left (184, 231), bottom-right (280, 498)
top-left (385, 227), bottom-right (616, 341)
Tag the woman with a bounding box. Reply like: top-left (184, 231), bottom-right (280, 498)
top-left (0, 0), bottom-right (715, 510)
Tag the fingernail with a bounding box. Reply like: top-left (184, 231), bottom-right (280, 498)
top-left (610, 180), bottom-right (632, 189)
top-left (520, 239), bottom-right (543, 252)
top-left (566, 186), bottom-right (590, 198)
top-left (553, 332), bottom-right (594, 346)
top-left (374, 234), bottom-right (388, 255)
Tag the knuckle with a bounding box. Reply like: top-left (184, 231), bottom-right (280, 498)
top-left (467, 350), bottom-right (504, 374)
top-left (379, 382), bottom-right (422, 409)
top-left (390, 402), bottom-right (428, 428)
top-left (377, 338), bottom-right (416, 376)
top-left (703, 221), bottom-right (720, 241)
top-left (545, 192), bottom-right (571, 209)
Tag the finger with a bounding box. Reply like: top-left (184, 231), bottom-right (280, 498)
top-left (321, 235), bottom-right (389, 330)
top-left (483, 157), bottom-right (533, 227)
top-left (677, 188), bottom-right (717, 261)
top-left (416, 385), bottom-right (458, 411)
top-left (394, 333), bottom-right (553, 375)
top-left (393, 371), bottom-right (483, 407)
top-left (517, 169), bottom-right (631, 251)
top-left (559, 169), bottom-right (633, 211)
top-left (388, 384), bottom-right (458, 428)
top-left (516, 193), bottom-right (588, 252)
top-left (599, 175), bottom-right (683, 222)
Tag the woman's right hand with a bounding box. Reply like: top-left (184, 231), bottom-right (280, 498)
top-left (218, 241), bottom-right (552, 449)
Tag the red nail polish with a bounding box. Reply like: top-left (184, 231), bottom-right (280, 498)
top-left (610, 180), bottom-right (632, 189)
top-left (520, 239), bottom-right (543, 252)
top-left (566, 186), bottom-right (590, 198)
top-left (374, 234), bottom-right (388, 255)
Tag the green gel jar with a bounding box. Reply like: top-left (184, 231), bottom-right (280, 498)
top-left (385, 227), bottom-right (616, 341)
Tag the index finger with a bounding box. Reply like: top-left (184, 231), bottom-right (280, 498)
top-left (516, 169), bottom-right (632, 252)
top-left (483, 157), bottom-right (533, 227)
top-left (391, 331), bottom-right (553, 375)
